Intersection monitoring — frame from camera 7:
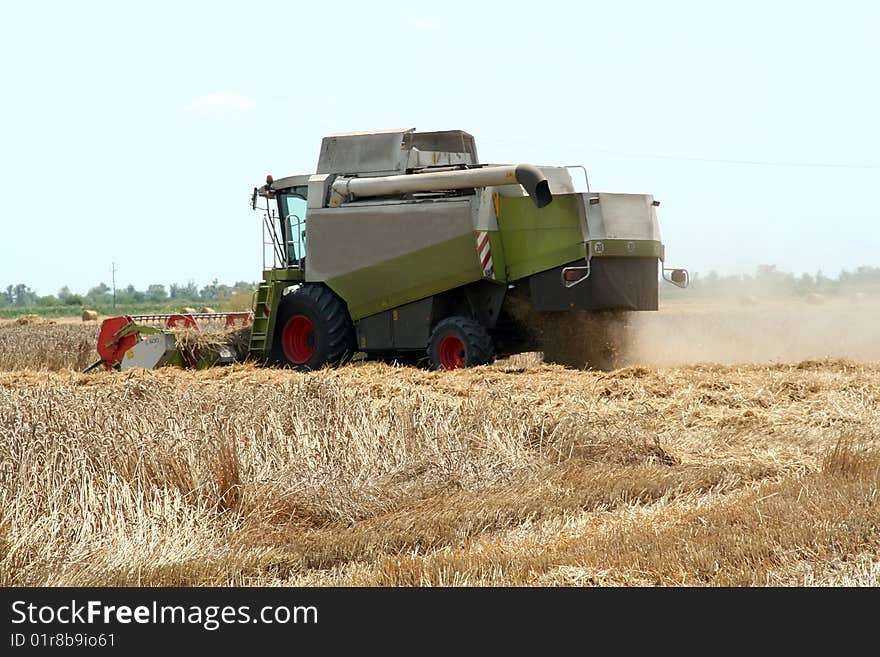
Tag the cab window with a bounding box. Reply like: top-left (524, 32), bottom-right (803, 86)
top-left (278, 186), bottom-right (308, 264)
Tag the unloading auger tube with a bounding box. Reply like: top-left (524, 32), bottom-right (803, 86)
top-left (330, 164), bottom-right (553, 208)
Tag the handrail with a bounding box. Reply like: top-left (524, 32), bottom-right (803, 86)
top-left (565, 165), bottom-right (591, 193)
top-left (259, 205), bottom-right (306, 270)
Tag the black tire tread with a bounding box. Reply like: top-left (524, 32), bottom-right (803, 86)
top-left (428, 316), bottom-right (494, 369)
top-left (272, 284), bottom-right (355, 369)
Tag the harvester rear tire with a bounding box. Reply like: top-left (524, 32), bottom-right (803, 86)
top-left (428, 316), bottom-right (494, 370)
top-left (271, 284), bottom-right (355, 370)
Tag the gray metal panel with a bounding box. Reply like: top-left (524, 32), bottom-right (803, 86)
top-left (306, 198), bottom-right (474, 281)
top-left (584, 193), bottom-right (661, 241)
top-left (355, 297), bottom-right (435, 351)
top-left (316, 128), bottom-right (414, 175)
top-left (307, 174), bottom-right (333, 210)
top-left (119, 334), bottom-right (178, 370)
top-left (406, 149), bottom-right (475, 168)
top-left (407, 130), bottom-right (478, 163)
top-left (473, 189), bottom-right (499, 231)
top-left (463, 280), bottom-right (507, 329)
top-left (529, 257), bottom-right (659, 311)
top-left (356, 309), bottom-right (393, 351)
top-left (391, 297), bottom-right (434, 348)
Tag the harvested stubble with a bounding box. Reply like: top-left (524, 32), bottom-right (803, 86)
top-left (1, 357), bottom-right (878, 586)
top-left (0, 323), bottom-right (98, 371)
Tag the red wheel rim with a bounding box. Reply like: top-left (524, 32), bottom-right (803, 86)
top-left (438, 335), bottom-right (466, 370)
top-left (282, 315), bottom-right (316, 364)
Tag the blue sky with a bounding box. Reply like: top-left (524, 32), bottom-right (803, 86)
top-left (1, 0), bottom-right (878, 295)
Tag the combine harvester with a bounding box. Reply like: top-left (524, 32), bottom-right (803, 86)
top-left (90, 128), bottom-right (687, 372)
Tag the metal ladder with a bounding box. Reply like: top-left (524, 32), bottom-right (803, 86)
top-left (247, 283), bottom-right (273, 357)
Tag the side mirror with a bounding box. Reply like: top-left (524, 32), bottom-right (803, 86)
top-left (663, 267), bottom-right (689, 289)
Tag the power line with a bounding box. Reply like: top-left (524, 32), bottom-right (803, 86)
top-left (589, 148), bottom-right (880, 170)
top-left (479, 138), bottom-right (879, 170)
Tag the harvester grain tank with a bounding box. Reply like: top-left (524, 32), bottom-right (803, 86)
top-left (91, 128), bottom-right (687, 371)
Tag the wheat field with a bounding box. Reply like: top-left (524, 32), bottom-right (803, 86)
top-left (0, 305), bottom-right (878, 586)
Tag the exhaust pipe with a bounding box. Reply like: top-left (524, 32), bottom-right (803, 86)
top-left (331, 164), bottom-right (553, 208)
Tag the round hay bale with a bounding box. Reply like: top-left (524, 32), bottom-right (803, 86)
top-left (181, 306), bottom-right (197, 314)
top-left (81, 309), bottom-right (98, 322)
top-left (804, 293), bottom-right (824, 305)
top-left (200, 306), bottom-right (216, 314)
top-left (739, 295), bottom-right (759, 307)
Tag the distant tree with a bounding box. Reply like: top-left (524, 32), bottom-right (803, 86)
top-left (116, 284), bottom-right (145, 304)
top-left (854, 266), bottom-right (880, 284)
top-left (63, 293), bottom-right (84, 306)
top-left (11, 284), bottom-right (37, 307)
top-left (799, 272), bottom-right (815, 289)
top-left (166, 281), bottom-right (200, 300)
top-left (756, 264), bottom-right (776, 278)
top-left (86, 282), bottom-right (112, 305)
top-left (216, 283), bottom-right (233, 301)
top-left (146, 284), bottom-right (168, 302)
top-left (200, 278), bottom-right (220, 301)
top-left (180, 281), bottom-right (199, 299)
top-left (36, 295), bottom-right (59, 307)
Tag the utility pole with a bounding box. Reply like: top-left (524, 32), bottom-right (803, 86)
top-left (111, 262), bottom-right (117, 309)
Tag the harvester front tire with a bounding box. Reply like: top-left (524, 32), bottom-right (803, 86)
top-left (271, 284), bottom-right (355, 370)
top-left (428, 316), bottom-right (494, 370)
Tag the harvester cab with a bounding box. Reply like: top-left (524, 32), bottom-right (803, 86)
top-left (252, 174), bottom-right (309, 270)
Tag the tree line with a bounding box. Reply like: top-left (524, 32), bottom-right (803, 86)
top-left (3, 264), bottom-right (879, 309)
top-left (0, 280), bottom-right (256, 309)
top-left (663, 265), bottom-right (880, 299)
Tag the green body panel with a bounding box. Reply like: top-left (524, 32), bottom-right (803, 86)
top-left (326, 232), bottom-right (483, 320)
top-left (590, 239), bottom-right (664, 259)
top-left (497, 194), bottom-right (586, 281)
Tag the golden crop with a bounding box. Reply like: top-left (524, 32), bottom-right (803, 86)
top-left (0, 309), bottom-right (878, 586)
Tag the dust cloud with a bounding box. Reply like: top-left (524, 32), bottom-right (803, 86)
top-left (523, 298), bottom-right (880, 370)
top-left (622, 299), bottom-right (880, 367)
